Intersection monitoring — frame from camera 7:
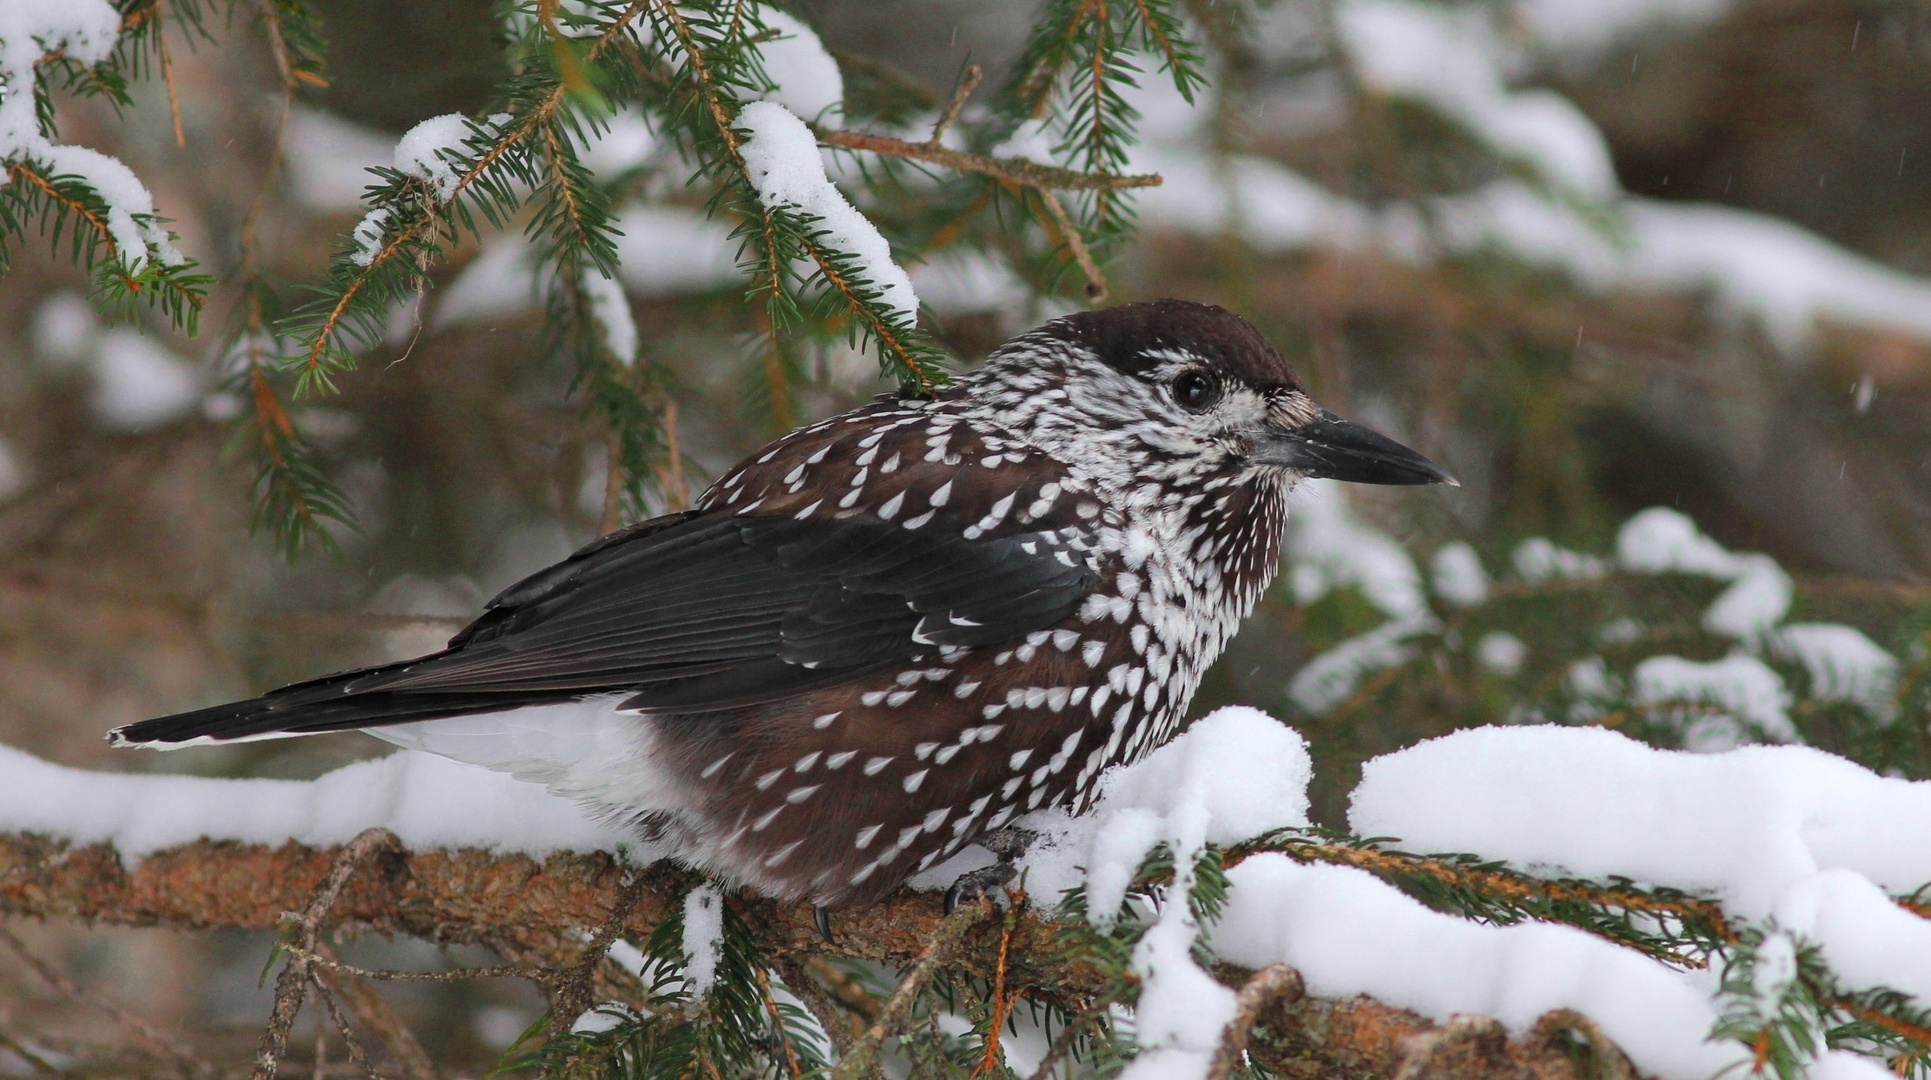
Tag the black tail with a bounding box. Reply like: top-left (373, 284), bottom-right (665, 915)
top-left (109, 658), bottom-right (579, 748)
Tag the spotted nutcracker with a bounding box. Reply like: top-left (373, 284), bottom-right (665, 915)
top-left (112, 299), bottom-right (1453, 915)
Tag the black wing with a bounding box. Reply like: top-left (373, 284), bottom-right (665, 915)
top-left (368, 512), bottom-right (1097, 705)
top-left (112, 510), bottom-right (1096, 744)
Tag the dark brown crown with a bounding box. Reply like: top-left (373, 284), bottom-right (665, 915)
top-left (1042, 299), bottom-right (1304, 393)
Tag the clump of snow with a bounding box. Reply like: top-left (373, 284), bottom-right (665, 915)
top-left (1429, 541), bottom-right (1489, 607)
top-left (579, 107), bottom-right (659, 179)
top-left (434, 238), bottom-right (542, 328)
top-left (908, 249), bottom-right (1030, 317)
top-left (1518, 0), bottom-right (1734, 56)
top-left (1511, 537), bottom-right (1607, 583)
top-left (1110, 4), bottom-right (1931, 358)
top-left (1021, 707), bottom-right (1311, 919)
top-left (613, 206), bottom-right (741, 296)
top-left (393, 113), bottom-right (507, 202)
top-left (89, 331), bottom-right (200, 431)
top-left (1475, 631), bottom-right (1528, 676)
top-left (1772, 623), bottom-right (1898, 720)
top-left (30, 292), bottom-right (99, 368)
top-left (1616, 508), bottom-right (1792, 640)
top-left (1024, 708), bottom-right (1306, 1080)
top-left (1632, 652), bottom-right (1795, 745)
top-left (348, 207), bottom-right (392, 268)
top-left (285, 107), bottom-right (391, 211)
top-left (1285, 480), bottom-right (1429, 620)
top-left (682, 883), bottom-right (724, 995)
top-left (755, 9), bottom-right (843, 128)
top-left (0, 743), bottom-right (630, 857)
top-left (582, 270), bottom-right (639, 365)
top-left (1773, 869), bottom-right (1931, 1002)
top-left (736, 101), bottom-right (919, 320)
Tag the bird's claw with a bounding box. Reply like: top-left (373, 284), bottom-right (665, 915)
top-left (943, 860), bottom-right (1018, 916)
top-left (813, 904), bottom-right (835, 945)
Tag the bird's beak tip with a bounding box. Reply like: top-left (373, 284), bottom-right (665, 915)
top-left (1256, 410), bottom-right (1457, 489)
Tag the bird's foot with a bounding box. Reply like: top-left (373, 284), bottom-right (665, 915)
top-left (941, 827), bottom-right (1039, 914)
top-left (975, 826), bottom-right (1038, 861)
top-left (813, 904), bottom-right (835, 945)
top-left (944, 861), bottom-right (1018, 916)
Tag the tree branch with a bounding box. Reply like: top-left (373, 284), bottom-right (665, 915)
top-left (816, 128), bottom-right (1160, 193)
top-left (1, 831), bottom-right (1655, 1080)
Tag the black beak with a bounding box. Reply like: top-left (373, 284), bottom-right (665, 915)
top-left (1252, 409), bottom-right (1458, 486)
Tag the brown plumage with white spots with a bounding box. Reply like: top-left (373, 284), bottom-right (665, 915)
top-left (109, 300), bottom-right (1454, 908)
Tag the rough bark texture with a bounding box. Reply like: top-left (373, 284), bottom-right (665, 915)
top-left (0, 832), bottom-right (1643, 1080)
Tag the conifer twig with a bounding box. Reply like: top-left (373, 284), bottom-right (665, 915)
top-left (1207, 964), bottom-right (1305, 1080)
top-left (816, 129), bottom-right (1160, 193)
top-left (832, 903), bottom-right (990, 1080)
top-left (0, 924), bottom-right (210, 1077)
top-left (252, 829), bottom-right (404, 1080)
top-left (928, 65), bottom-right (982, 148)
top-left (549, 871), bottom-right (649, 1033)
top-left (157, 1), bottom-right (185, 149)
top-left (1037, 188), bottom-right (1107, 301)
top-left (310, 942), bottom-right (442, 1080)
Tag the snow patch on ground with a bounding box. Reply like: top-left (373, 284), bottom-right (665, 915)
top-left (89, 331), bottom-right (200, 431)
top-left (285, 107), bottom-right (392, 211)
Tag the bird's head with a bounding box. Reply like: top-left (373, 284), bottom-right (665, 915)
top-left (968, 299), bottom-right (1456, 494)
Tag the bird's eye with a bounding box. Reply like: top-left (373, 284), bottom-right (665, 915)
top-left (1170, 370), bottom-right (1221, 412)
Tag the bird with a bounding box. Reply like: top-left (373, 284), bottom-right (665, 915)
top-left (111, 299), bottom-right (1453, 912)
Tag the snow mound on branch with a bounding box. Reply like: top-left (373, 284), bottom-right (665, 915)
top-left (1349, 724), bottom-right (1931, 919)
top-left (0, 743), bottom-right (629, 857)
top-left (755, 9), bottom-right (842, 127)
top-left (736, 101), bottom-right (919, 320)
top-left (1772, 623), bottom-right (1898, 720)
top-left (613, 206), bottom-right (741, 296)
top-left (1022, 706), bottom-right (1312, 919)
top-left (1213, 855), bottom-right (1736, 1079)
top-left (1018, 709), bottom-right (1760, 1080)
top-left (1116, 3), bottom-right (1931, 353)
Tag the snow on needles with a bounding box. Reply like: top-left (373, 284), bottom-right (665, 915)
top-left (736, 101), bottom-right (919, 320)
top-left (0, 1), bottom-right (181, 271)
top-left (1022, 708), bottom-right (1308, 1080)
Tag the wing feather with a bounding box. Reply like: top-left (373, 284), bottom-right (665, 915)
top-left (344, 514), bottom-right (1096, 710)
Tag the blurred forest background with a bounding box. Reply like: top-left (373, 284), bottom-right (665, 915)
top-left (3, 0), bottom-right (1931, 1072)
